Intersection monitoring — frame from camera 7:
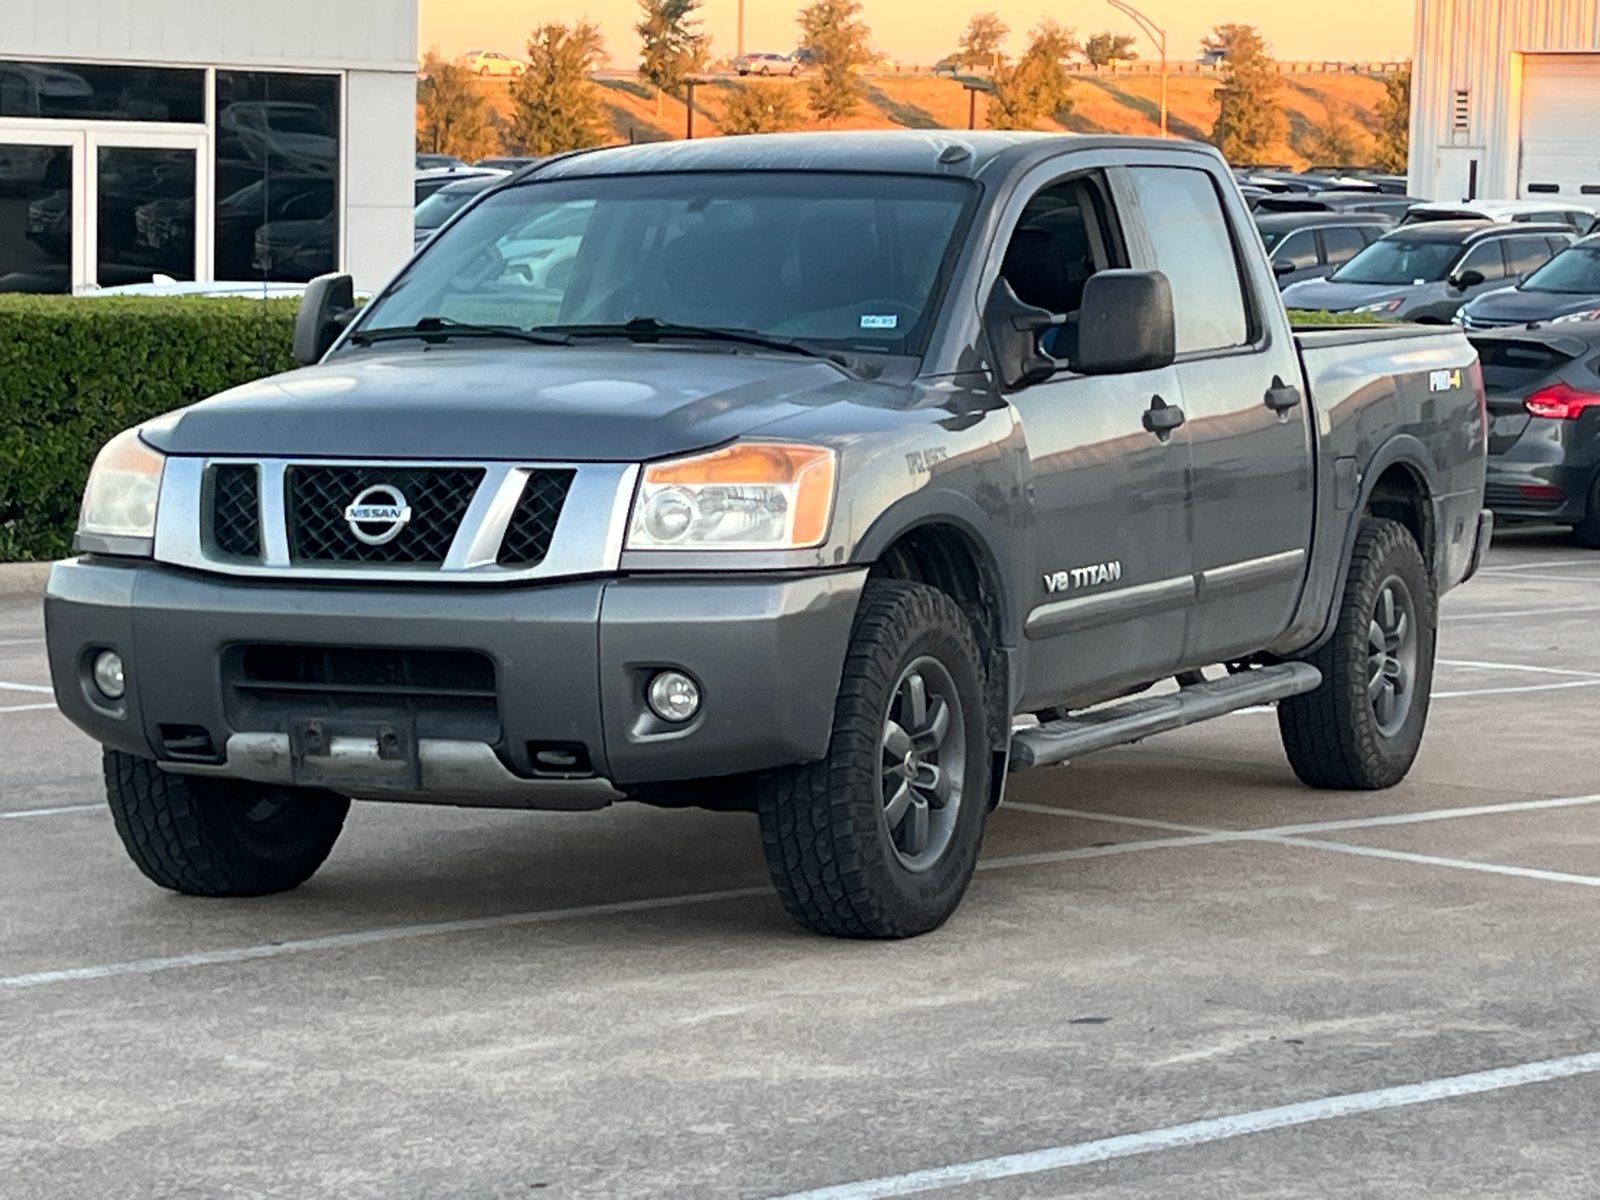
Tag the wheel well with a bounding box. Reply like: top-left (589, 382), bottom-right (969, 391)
top-left (1366, 463), bottom-right (1434, 574)
top-left (869, 524), bottom-right (1011, 777)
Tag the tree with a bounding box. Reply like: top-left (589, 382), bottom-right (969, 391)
top-left (955, 12), bottom-right (1008, 72)
top-left (1308, 111), bottom-right (1367, 168)
top-left (508, 22), bottom-right (609, 155)
top-left (1374, 64), bottom-right (1412, 174)
top-left (987, 20), bottom-right (1079, 130)
top-left (415, 49), bottom-right (501, 160)
top-left (1207, 24), bottom-right (1287, 165)
top-left (797, 0), bottom-right (873, 123)
top-left (1083, 32), bottom-right (1138, 67)
top-left (637, 0), bottom-right (706, 99)
top-left (720, 82), bottom-right (806, 134)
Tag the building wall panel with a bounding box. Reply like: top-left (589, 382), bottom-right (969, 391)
top-left (1, 0), bottom-right (417, 73)
top-left (1414, 0), bottom-right (1600, 201)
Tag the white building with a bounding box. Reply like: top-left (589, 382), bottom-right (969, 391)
top-left (1413, 0), bottom-right (1600, 204)
top-left (0, 0), bottom-right (416, 294)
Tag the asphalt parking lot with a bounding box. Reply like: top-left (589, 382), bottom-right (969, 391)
top-left (3, 529), bottom-right (1600, 1198)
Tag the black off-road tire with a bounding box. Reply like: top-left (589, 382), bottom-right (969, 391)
top-left (1572, 472), bottom-right (1600, 549)
top-left (1278, 518), bottom-right (1437, 789)
top-left (756, 581), bottom-right (991, 939)
top-left (104, 749), bottom-right (350, 896)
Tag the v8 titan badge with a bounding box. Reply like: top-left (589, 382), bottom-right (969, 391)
top-left (344, 484), bottom-right (413, 545)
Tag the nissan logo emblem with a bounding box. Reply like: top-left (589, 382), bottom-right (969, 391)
top-left (343, 484), bottom-right (413, 546)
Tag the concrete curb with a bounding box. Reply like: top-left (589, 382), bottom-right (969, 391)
top-left (0, 562), bottom-right (52, 599)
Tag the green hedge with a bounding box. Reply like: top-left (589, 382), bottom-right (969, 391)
top-left (0, 295), bottom-right (297, 562)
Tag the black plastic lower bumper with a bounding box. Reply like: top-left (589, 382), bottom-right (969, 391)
top-left (45, 560), bottom-right (866, 802)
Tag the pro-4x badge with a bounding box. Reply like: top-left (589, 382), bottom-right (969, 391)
top-left (1429, 368), bottom-right (1463, 393)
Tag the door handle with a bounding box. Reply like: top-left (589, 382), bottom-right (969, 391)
top-left (1265, 377), bottom-right (1303, 413)
top-left (1142, 395), bottom-right (1186, 439)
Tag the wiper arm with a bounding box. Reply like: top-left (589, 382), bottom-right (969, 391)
top-left (347, 316), bottom-right (572, 347)
top-left (546, 317), bottom-right (859, 373)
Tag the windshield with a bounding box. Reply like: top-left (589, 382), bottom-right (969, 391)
top-left (1331, 238), bottom-right (1460, 285)
top-left (414, 185), bottom-right (496, 232)
top-left (1522, 244), bottom-right (1600, 294)
top-left (358, 171), bottom-right (976, 354)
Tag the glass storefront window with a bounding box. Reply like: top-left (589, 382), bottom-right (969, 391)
top-left (0, 60), bottom-right (203, 122)
top-left (215, 71), bottom-right (340, 282)
top-left (0, 143), bottom-right (73, 292)
top-left (99, 146), bottom-right (197, 285)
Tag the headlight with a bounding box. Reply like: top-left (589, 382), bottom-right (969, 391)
top-left (77, 427), bottom-right (165, 550)
top-left (1549, 309), bottom-right (1600, 325)
top-left (1351, 299), bottom-right (1404, 315)
top-left (627, 442), bottom-right (837, 551)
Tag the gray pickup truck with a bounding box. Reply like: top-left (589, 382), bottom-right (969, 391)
top-left (46, 133), bottom-right (1492, 939)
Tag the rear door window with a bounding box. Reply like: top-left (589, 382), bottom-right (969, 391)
top-left (1505, 235), bottom-right (1557, 278)
top-left (1319, 226), bottom-right (1367, 267)
top-left (1457, 240), bottom-right (1510, 281)
top-left (1127, 166), bottom-right (1250, 354)
top-left (1274, 230), bottom-right (1318, 270)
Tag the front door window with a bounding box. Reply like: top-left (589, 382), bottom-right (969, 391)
top-left (0, 142), bottom-right (72, 292)
top-left (97, 145), bottom-right (196, 285)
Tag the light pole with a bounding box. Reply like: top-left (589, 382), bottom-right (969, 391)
top-left (737, 0), bottom-right (744, 58)
top-left (1106, 0), bottom-right (1167, 138)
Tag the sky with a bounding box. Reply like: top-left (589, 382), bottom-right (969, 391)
top-left (418, 0), bottom-right (1415, 69)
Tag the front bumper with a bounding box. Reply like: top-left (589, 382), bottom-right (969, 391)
top-left (45, 560), bottom-right (866, 808)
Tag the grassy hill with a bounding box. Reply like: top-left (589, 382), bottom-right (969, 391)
top-left (469, 69), bottom-right (1396, 169)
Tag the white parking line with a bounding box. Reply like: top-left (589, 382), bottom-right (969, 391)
top-left (1432, 680), bottom-right (1600, 699)
top-left (1438, 659), bottom-right (1600, 679)
top-left (0, 680), bottom-right (52, 694)
top-left (1442, 604), bottom-right (1600, 622)
top-left (0, 804), bottom-right (102, 820)
top-left (1478, 559), bottom-right (1600, 573)
top-left (0, 703), bottom-right (56, 715)
top-left (0, 887), bottom-right (772, 991)
top-left (1010, 794), bottom-right (1600, 890)
top-left (0, 638), bottom-right (44, 647)
top-left (767, 1050), bottom-right (1600, 1199)
top-left (1465, 572), bottom-right (1600, 585)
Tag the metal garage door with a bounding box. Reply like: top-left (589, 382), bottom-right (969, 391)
top-left (1519, 54), bottom-right (1600, 199)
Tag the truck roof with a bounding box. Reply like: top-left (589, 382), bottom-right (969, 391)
top-left (530, 130), bottom-right (1215, 182)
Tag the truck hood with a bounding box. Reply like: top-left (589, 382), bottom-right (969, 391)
top-left (143, 344), bottom-right (888, 461)
top-left (1280, 278), bottom-right (1421, 313)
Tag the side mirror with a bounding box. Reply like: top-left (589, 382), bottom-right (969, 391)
top-left (984, 278), bottom-right (1062, 391)
top-left (1272, 259), bottom-right (1297, 276)
top-left (1075, 270), bottom-right (1177, 376)
top-left (292, 272), bottom-right (357, 365)
top-left (1449, 268), bottom-right (1486, 292)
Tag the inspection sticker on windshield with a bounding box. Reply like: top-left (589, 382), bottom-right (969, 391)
top-left (860, 314), bottom-right (899, 329)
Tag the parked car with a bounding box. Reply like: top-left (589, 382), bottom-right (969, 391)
top-left (1281, 221), bottom-right (1573, 322)
top-left (217, 101), bottom-right (337, 175)
top-left (1459, 236), bottom-right (1600, 329)
top-left (415, 166), bottom-right (507, 205)
top-left (416, 153), bottom-right (467, 171)
top-left (474, 156), bottom-right (546, 172)
top-left (1254, 190), bottom-right (1425, 223)
top-left (1254, 211), bottom-right (1392, 289)
top-left (413, 173), bottom-right (508, 248)
top-left (1468, 323), bottom-right (1600, 546)
top-left (1402, 199), bottom-right (1598, 236)
top-left (48, 132), bottom-right (1488, 940)
top-left (251, 212), bottom-right (334, 280)
top-left (460, 50), bottom-right (524, 77)
top-left (734, 52), bottom-right (797, 76)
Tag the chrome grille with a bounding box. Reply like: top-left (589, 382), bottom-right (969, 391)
top-left (287, 465), bottom-right (485, 564)
top-left (498, 470), bottom-right (576, 566)
top-left (209, 465), bottom-right (262, 560)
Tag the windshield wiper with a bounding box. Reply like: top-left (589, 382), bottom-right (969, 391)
top-left (542, 317), bottom-right (860, 373)
top-left (347, 316), bottom-right (573, 347)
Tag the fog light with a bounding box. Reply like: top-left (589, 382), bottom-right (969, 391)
top-left (92, 650), bottom-right (125, 700)
top-left (647, 670), bottom-right (701, 723)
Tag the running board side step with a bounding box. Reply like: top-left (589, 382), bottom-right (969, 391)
top-left (1009, 662), bottom-right (1323, 771)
